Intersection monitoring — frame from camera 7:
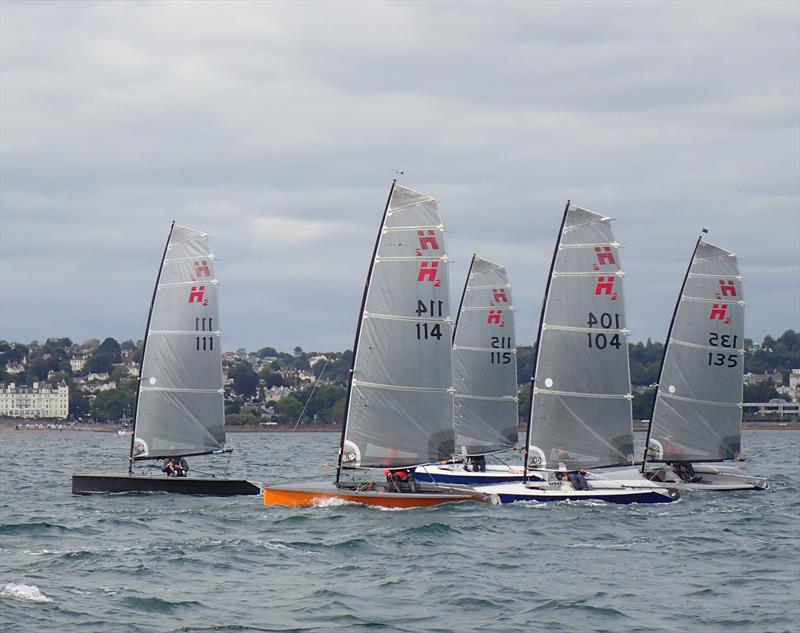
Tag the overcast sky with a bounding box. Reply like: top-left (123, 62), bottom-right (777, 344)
top-left (1, 1), bottom-right (798, 353)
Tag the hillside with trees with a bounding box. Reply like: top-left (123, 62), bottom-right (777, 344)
top-left (1, 329), bottom-right (796, 426)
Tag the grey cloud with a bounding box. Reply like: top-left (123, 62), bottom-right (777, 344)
top-left (1, 1), bottom-right (797, 351)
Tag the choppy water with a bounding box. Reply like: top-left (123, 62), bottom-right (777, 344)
top-left (1, 430), bottom-right (798, 633)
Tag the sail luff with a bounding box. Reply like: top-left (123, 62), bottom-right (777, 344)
top-left (335, 181), bottom-right (396, 484)
top-left (452, 254), bottom-right (476, 344)
top-left (641, 234), bottom-right (703, 472)
top-left (129, 221), bottom-right (175, 473)
top-left (524, 202), bottom-right (570, 481)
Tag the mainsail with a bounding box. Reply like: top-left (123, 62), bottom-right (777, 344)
top-left (526, 202), bottom-right (634, 471)
top-left (452, 256), bottom-right (518, 455)
top-left (338, 183), bottom-right (454, 471)
top-left (131, 224), bottom-right (225, 461)
top-left (645, 239), bottom-right (745, 463)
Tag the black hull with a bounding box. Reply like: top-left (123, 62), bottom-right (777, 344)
top-left (72, 474), bottom-right (261, 496)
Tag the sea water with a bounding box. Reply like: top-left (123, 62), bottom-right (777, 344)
top-left (1, 431), bottom-right (798, 633)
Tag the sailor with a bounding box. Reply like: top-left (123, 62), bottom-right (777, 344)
top-left (567, 468), bottom-right (590, 491)
top-left (671, 461), bottom-right (697, 482)
top-left (469, 455), bottom-right (487, 472)
top-left (384, 468), bottom-right (418, 493)
top-left (163, 456), bottom-right (189, 477)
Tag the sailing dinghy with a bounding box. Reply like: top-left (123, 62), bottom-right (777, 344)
top-left (641, 236), bottom-right (768, 491)
top-left (263, 183), bottom-right (487, 507)
top-left (72, 223), bottom-right (260, 496)
top-left (476, 202), bottom-right (677, 504)
top-left (413, 256), bottom-right (529, 485)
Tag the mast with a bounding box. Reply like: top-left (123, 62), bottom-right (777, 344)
top-left (523, 201), bottom-right (570, 483)
top-left (641, 229), bottom-right (707, 472)
top-left (335, 181), bottom-right (396, 484)
top-left (452, 254), bottom-right (476, 344)
top-left (128, 221), bottom-right (175, 474)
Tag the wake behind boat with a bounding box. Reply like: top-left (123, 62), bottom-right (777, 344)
top-left (263, 183), bottom-right (487, 508)
top-left (476, 201), bottom-right (677, 504)
top-left (72, 223), bottom-right (259, 496)
top-left (641, 235), bottom-right (768, 491)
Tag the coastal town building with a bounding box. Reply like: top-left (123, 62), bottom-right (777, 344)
top-left (789, 369), bottom-right (800, 403)
top-left (0, 381), bottom-right (69, 419)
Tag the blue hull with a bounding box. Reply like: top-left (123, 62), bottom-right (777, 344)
top-left (413, 471), bottom-right (527, 485)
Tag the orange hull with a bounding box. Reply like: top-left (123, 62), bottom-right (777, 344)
top-left (263, 483), bottom-right (487, 508)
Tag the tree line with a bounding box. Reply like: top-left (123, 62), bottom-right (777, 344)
top-left (1, 330), bottom-right (796, 425)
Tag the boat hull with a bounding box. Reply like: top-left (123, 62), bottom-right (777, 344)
top-left (72, 474), bottom-right (261, 496)
top-left (476, 481), bottom-right (678, 504)
top-left (263, 482), bottom-right (488, 508)
top-left (412, 463), bottom-right (531, 486)
top-left (644, 463), bottom-right (768, 491)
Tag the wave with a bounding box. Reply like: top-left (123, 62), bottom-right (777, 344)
top-left (0, 583), bottom-right (52, 603)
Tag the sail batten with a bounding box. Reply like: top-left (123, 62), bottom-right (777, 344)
top-left (527, 203), bottom-right (635, 471)
top-left (452, 256), bottom-right (519, 456)
top-left (646, 239), bottom-right (745, 463)
top-left (132, 224), bottom-right (226, 460)
top-left (340, 185), bottom-right (455, 469)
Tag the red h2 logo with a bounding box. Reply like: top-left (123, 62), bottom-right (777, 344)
top-left (709, 303), bottom-right (730, 323)
top-left (189, 286), bottom-right (208, 306)
top-left (416, 230), bottom-right (440, 256)
top-left (417, 261), bottom-right (441, 287)
top-left (193, 260), bottom-right (211, 278)
top-left (593, 246), bottom-right (616, 270)
top-left (487, 309), bottom-right (504, 326)
top-left (595, 276), bottom-right (617, 300)
top-left (718, 280), bottom-right (737, 298)
top-left (492, 288), bottom-right (508, 305)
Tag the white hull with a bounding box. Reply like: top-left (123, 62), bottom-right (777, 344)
top-left (644, 463), bottom-right (768, 491)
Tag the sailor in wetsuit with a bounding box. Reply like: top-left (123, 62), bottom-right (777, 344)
top-left (384, 468), bottom-right (418, 493)
top-left (163, 456), bottom-right (188, 477)
top-left (567, 468), bottom-right (590, 491)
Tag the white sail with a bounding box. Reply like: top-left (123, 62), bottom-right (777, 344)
top-left (340, 184), bottom-right (454, 469)
top-left (647, 239), bottom-right (745, 462)
top-left (453, 256), bottom-right (518, 455)
top-left (528, 203), bottom-right (634, 470)
top-left (132, 224), bottom-right (225, 459)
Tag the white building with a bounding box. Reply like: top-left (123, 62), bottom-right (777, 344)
top-left (789, 369), bottom-right (800, 403)
top-left (70, 357), bottom-right (87, 372)
top-left (0, 381), bottom-right (69, 419)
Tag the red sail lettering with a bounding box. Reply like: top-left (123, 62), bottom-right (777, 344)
top-left (193, 260), bottom-right (211, 278)
top-left (709, 303), bottom-right (728, 320)
top-left (594, 246), bottom-right (616, 266)
top-left (417, 261), bottom-right (439, 283)
top-left (492, 288), bottom-right (508, 304)
top-left (595, 276), bottom-right (615, 296)
top-left (719, 280), bottom-right (737, 297)
top-left (188, 286), bottom-right (206, 304)
top-left (417, 230), bottom-right (440, 251)
top-left (487, 309), bottom-right (503, 325)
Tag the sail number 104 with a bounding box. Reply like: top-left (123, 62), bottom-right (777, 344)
top-left (586, 312), bottom-right (622, 350)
